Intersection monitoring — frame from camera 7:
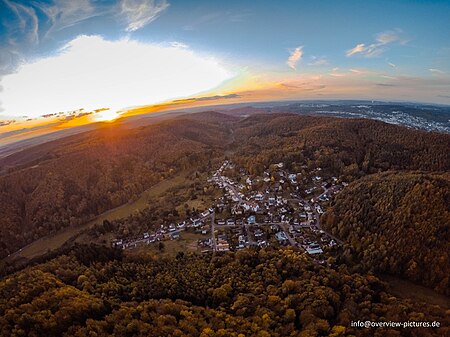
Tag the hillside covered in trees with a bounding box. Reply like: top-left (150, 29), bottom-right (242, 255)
top-left (0, 115), bottom-right (235, 259)
top-left (0, 111), bottom-right (449, 336)
top-left (0, 245), bottom-right (448, 337)
top-left (1, 111), bottom-right (449, 259)
top-left (322, 172), bottom-right (450, 295)
top-left (231, 114), bottom-right (450, 177)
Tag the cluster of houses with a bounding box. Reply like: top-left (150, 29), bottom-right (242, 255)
top-left (111, 160), bottom-right (345, 260)
top-left (203, 161), bottom-right (344, 256)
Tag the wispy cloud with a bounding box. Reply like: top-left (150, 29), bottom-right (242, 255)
top-left (349, 68), bottom-right (368, 75)
top-left (346, 43), bottom-right (365, 57)
top-left (0, 120), bottom-right (16, 127)
top-left (429, 68), bottom-right (445, 75)
top-left (3, 0), bottom-right (39, 44)
top-left (182, 11), bottom-right (252, 31)
top-left (329, 68), bottom-right (369, 77)
top-left (329, 68), bottom-right (347, 77)
top-left (308, 56), bottom-right (328, 66)
top-left (388, 62), bottom-right (397, 68)
top-left (119, 0), bottom-right (170, 32)
top-left (41, 0), bottom-right (97, 36)
top-left (170, 41), bottom-right (189, 49)
top-left (173, 93), bottom-right (240, 103)
top-left (346, 29), bottom-right (407, 58)
top-left (287, 46), bottom-right (303, 70)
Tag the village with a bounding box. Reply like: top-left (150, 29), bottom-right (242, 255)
top-left (112, 160), bottom-right (347, 261)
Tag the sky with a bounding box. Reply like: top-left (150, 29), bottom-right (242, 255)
top-left (0, 0), bottom-right (450, 140)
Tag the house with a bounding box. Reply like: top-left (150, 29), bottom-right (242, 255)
top-left (217, 220), bottom-right (226, 226)
top-left (288, 173), bottom-right (297, 183)
top-left (226, 219), bottom-right (235, 225)
top-left (112, 239), bottom-right (123, 247)
top-left (143, 233), bottom-right (149, 239)
top-left (171, 233), bottom-right (180, 240)
top-left (257, 240), bottom-right (267, 247)
top-left (247, 215), bottom-right (256, 224)
top-left (216, 242), bottom-right (230, 251)
top-left (238, 235), bottom-right (246, 248)
top-left (270, 224), bottom-right (280, 232)
top-left (254, 229), bottom-right (264, 238)
top-left (306, 243), bottom-right (323, 255)
top-left (275, 231), bottom-right (288, 242)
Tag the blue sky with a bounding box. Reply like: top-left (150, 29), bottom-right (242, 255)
top-left (0, 0), bottom-right (450, 128)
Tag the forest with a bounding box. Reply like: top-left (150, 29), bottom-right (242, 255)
top-left (0, 111), bottom-right (449, 336)
top-left (2, 112), bottom-right (449, 260)
top-left (0, 115), bottom-right (233, 259)
top-left (321, 172), bottom-right (450, 295)
top-left (0, 244), bottom-right (448, 337)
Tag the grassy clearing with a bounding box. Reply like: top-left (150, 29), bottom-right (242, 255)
top-left (381, 275), bottom-right (450, 309)
top-left (8, 172), bottom-right (190, 261)
top-left (133, 231), bottom-right (209, 258)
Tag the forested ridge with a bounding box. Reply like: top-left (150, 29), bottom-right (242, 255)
top-left (1, 112), bottom-right (449, 260)
top-left (0, 245), bottom-right (448, 337)
top-left (232, 114), bottom-right (450, 177)
top-left (322, 172), bottom-right (450, 295)
top-left (0, 116), bottom-right (232, 259)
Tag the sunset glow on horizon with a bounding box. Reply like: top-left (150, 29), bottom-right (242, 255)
top-left (1, 0), bottom-right (449, 141)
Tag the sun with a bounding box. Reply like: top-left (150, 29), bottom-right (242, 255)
top-left (94, 110), bottom-right (120, 122)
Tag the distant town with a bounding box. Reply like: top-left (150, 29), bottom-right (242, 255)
top-left (112, 160), bottom-right (348, 263)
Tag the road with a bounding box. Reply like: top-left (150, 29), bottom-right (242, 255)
top-left (279, 223), bottom-right (298, 247)
top-left (210, 211), bottom-right (217, 252)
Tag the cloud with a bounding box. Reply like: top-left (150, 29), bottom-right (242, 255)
top-left (41, 0), bottom-right (97, 36)
top-left (346, 43), bottom-right (366, 57)
top-left (349, 68), bottom-right (367, 75)
top-left (429, 68), bottom-right (445, 75)
top-left (376, 83), bottom-right (396, 87)
top-left (173, 93), bottom-right (240, 103)
top-left (329, 68), bottom-right (369, 77)
top-left (308, 56), bottom-right (328, 66)
top-left (287, 46), bottom-right (303, 70)
top-left (279, 82), bottom-right (326, 91)
top-left (182, 11), bottom-right (251, 31)
top-left (346, 29), bottom-right (407, 58)
top-left (330, 68), bottom-right (347, 77)
top-left (170, 41), bottom-right (189, 49)
top-left (0, 120), bottom-right (16, 127)
top-left (3, 0), bottom-right (39, 44)
top-left (376, 30), bottom-right (407, 45)
top-left (1, 35), bottom-right (233, 118)
top-left (388, 62), bottom-right (397, 68)
top-left (119, 0), bottom-right (170, 32)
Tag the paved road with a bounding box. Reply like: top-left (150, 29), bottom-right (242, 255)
top-left (279, 223), bottom-right (298, 247)
top-left (210, 211), bottom-right (217, 252)
top-left (289, 195), bottom-right (343, 244)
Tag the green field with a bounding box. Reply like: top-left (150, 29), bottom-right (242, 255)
top-left (133, 231), bottom-right (209, 257)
